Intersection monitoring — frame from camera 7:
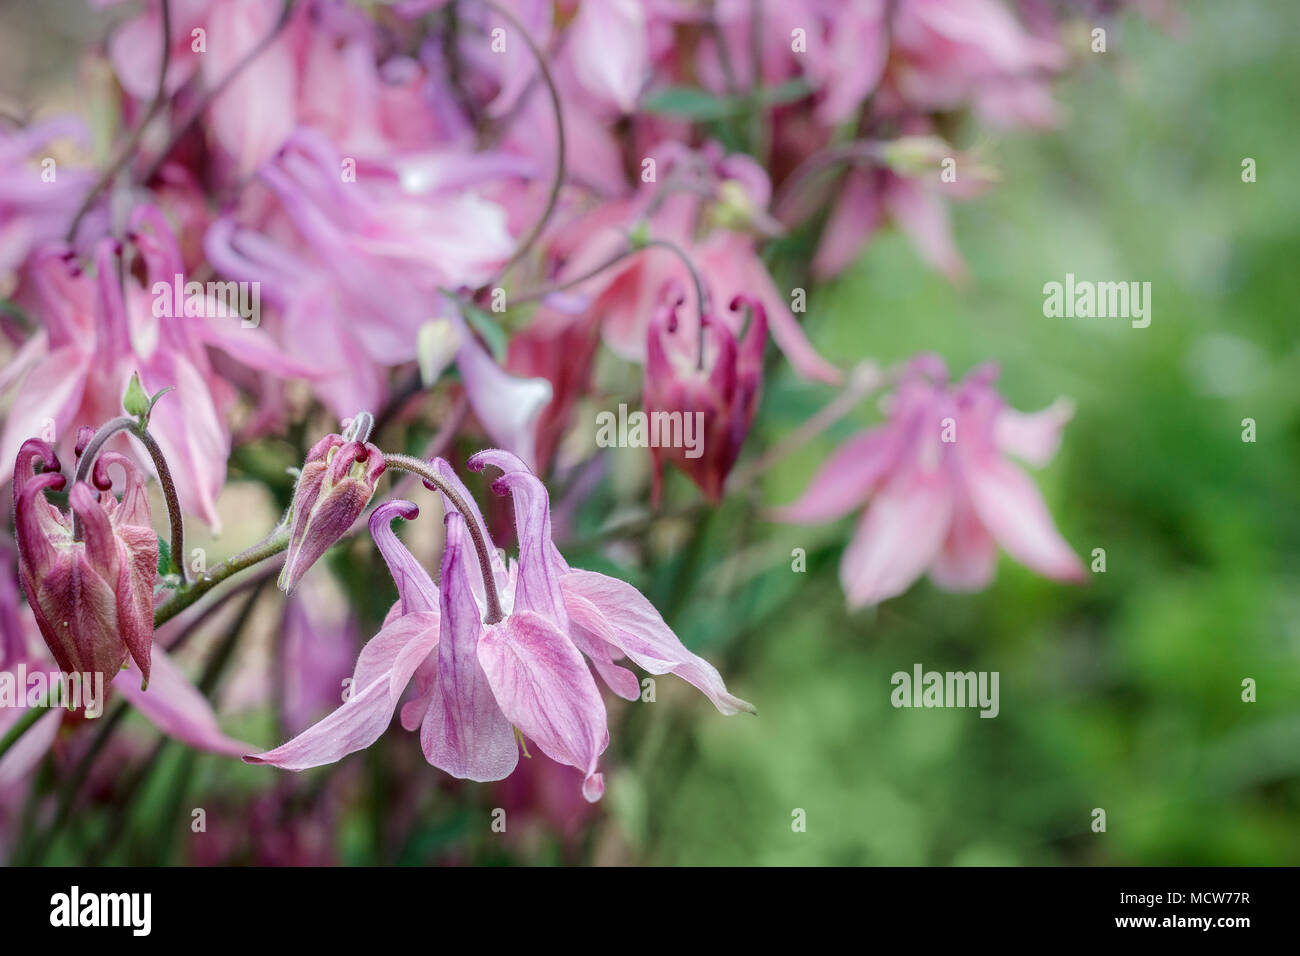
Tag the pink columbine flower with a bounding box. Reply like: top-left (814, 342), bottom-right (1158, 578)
top-left (0, 530), bottom-right (251, 792)
top-left (538, 142), bottom-right (842, 386)
top-left (0, 116), bottom-right (96, 278)
top-left (643, 290), bottom-right (766, 504)
top-left (246, 452), bottom-right (752, 801)
top-left (205, 131), bottom-right (553, 465)
top-left (12, 438), bottom-right (157, 686)
top-left (0, 205), bottom-right (316, 529)
top-left (774, 356), bottom-right (1085, 607)
top-left (278, 417), bottom-right (386, 594)
top-left (566, 0), bottom-right (650, 116)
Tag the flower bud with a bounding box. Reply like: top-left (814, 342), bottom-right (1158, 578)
top-left (12, 438), bottom-right (158, 687)
top-left (278, 423), bottom-right (386, 593)
top-left (643, 290), bottom-right (766, 504)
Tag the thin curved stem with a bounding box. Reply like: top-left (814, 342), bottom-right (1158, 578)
top-left (383, 453), bottom-right (505, 625)
top-left (641, 238), bottom-right (711, 370)
top-left (71, 415), bottom-right (136, 542)
top-left (71, 415), bottom-right (187, 583)
top-left (66, 0), bottom-right (173, 241)
top-left (511, 236), bottom-right (708, 321)
top-left (136, 428), bottom-right (187, 582)
top-left (475, 0), bottom-right (566, 290)
top-left (138, 0), bottom-right (296, 186)
top-left (771, 141), bottom-right (886, 220)
top-left (152, 526), bottom-right (290, 630)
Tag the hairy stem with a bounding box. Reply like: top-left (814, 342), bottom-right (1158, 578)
top-left (152, 527), bottom-right (291, 629)
top-left (136, 428), bottom-right (187, 582)
top-left (383, 453), bottom-right (504, 625)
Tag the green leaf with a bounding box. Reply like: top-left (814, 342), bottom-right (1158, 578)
top-left (641, 86), bottom-right (739, 121)
top-left (156, 536), bottom-right (172, 577)
top-left (463, 305), bottom-right (508, 362)
top-left (641, 80), bottom-right (812, 121)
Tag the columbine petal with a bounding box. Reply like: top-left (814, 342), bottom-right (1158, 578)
top-left (369, 499), bottom-right (440, 614)
top-left (0, 703), bottom-right (62, 787)
top-left (477, 610), bottom-right (608, 802)
top-left (994, 398), bottom-right (1075, 467)
top-left (116, 647), bottom-right (250, 757)
top-left (963, 455), bottom-right (1085, 582)
top-left (244, 611), bottom-right (439, 770)
top-left (771, 427), bottom-right (898, 524)
top-left (928, 489), bottom-right (998, 592)
top-left (561, 569), bottom-right (755, 715)
top-left (468, 449), bottom-right (567, 622)
top-left (453, 317), bottom-right (552, 470)
top-left (839, 470), bottom-right (955, 608)
top-left (420, 513), bottom-right (518, 781)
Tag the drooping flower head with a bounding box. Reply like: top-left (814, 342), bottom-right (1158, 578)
top-left (247, 451), bottom-right (752, 802)
top-left (643, 289), bottom-right (767, 504)
top-left (775, 356), bottom-right (1085, 607)
top-left (12, 437), bottom-right (158, 686)
top-left (278, 413), bottom-right (386, 593)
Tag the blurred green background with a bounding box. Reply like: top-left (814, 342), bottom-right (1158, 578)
top-left (610, 1), bottom-right (1300, 865)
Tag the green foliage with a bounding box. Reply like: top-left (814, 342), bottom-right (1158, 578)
top-left (623, 1), bottom-right (1300, 865)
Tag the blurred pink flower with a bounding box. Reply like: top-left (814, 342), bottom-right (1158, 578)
top-left (812, 165), bottom-right (969, 283)
top-left (0, 205), bottom-right (315, 529)
top-left (566, 0), bottom-right (650, 116)
top-left (643, 290), bottom-right (766, 504)
top-left (775, 356), bottom-right (1085, 607)
top-left (541, 142), bottom-right (842, 385)
top-left (0, 117), bottom-right (95, 279)
top-left (891, 0), bottom-right (1065, 129)
top-left (205, 131), bottom-right (552, 465)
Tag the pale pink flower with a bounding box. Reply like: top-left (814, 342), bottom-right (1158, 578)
top-left (247, 452), bottom-right (752, 801)
top-left (891, 0), bottom-right (1065, 128)
top-left (0, 117), bottom-right (95, 279)
top-left (204, 131), bottom-right (551, 464)
top-left (566, 0), bottom-right (650, 115)
top-left (0, 205), bottom-right (315, 529)
top-left (775, 356), bottom-right (1085, 607)
top-left (540, 142), bottom-right (842, 385)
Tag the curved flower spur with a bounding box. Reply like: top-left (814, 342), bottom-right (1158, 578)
top-left (13, 437), bottom-right (158, 688)
top-left (247, 449), bottom-right (753, 802)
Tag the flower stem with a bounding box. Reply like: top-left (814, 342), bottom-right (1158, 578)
top-left (383, 453), bottom-right (505, 625)
top-left (152, 527), bottom-right (291, 629)
top-left (136, 427), bottom-right (187, 582)
top-left (475, 0), bottom-right (566, 290)
top-left (65, 0), bottom-right (172, 242)
top-left (138, 0), bottom-right (296, 186)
